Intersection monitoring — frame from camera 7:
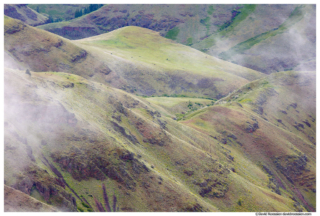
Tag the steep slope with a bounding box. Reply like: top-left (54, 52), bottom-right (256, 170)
top-left (4, 185), bottom-right (57, 212)
top-left (193, 5), bottom-right (316, 73)
top-left (180, 71), bottom-right (316, 211)
top-left (36, 4), bottom-right (241, 40)
top-left (74, 26), bottom-right (264, 99)
top-left (27, 4), bottom-right (90, 22)
top-left (4, 4), bottom-right (49, 26)
top-left (4, 68), bottom-right (301, 212)
top-left (4, 16), bottom-right (264, 100)
top-left (36, 4), bottom-right (315, 73)
top-left (4, 16), bottom-right (108, 78)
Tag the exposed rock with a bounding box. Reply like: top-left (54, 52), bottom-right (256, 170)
top-left (280, 110), bottom-right (287, 114)
top-left (184, 170), bottom-right (194, 176)
top-left (302, 120), bottom-right (311, 127)
top-left (12, 166), bottom-right (77, 211)
top-left (111, 121), bottom-right (139, 144)
top-left (287, 103), bottom-right (298, 110)
top-left (181, 203), bottom-right (205, 212)
top-left (52, 147), bottom-right (148, 191)
top-left (70, 50), bottom-right (87, 63)
top-left (252, 106), bottom-right (264, 115)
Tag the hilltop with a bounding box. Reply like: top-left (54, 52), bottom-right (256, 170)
top-left (4, 16), bottom-right (264, 99)
top-left (32, 4), bottom-right (316, 73)
top-left (4, 4), bottom-right (49, 26)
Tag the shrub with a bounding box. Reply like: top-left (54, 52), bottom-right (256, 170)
top-left (77, 207), bottom-right (84, 212)
top-left (165, 27), bottom-right (180, 40)
top-left (26, 69), bottom-right (31, 76)
top-left (82, 202), bottom-right (90, 208)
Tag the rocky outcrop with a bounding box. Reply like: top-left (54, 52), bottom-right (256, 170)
top-left (12, 166), bottom-right (77, 211)
top-left (244, 117), bottom-right (259, 133)
top-left (51, 147), bottom-right (149, 191)
top-left (4, 185), bottom-right (57, 212)
top-left (111, 121), bottom-right (139, 144)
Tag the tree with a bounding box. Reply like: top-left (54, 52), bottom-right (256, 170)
top-left (48, 15), bottom-right (53, 23)
top-left (26, 69), bottom-right (31, 76)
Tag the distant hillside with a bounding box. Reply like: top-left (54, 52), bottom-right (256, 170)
top-left (36, 4), bottom-right (316, 74)
top-left (27, 4), bottom-right (93, 22)
top-left (4, 16), bottom-right (264, 100)
top-left (37, 4), bottom-right (240, 40)
top-left (194, 5), bottom-right (316, 74)
top-left (4, 4), bottom-right (49, 26)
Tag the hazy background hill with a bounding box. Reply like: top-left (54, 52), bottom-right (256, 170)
top-left (4, 4), bottom-right (49, 26)
top-left (22, 4), bottom-right (316, 74)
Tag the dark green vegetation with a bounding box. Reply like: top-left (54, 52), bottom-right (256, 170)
top-left (3, 6), bottom-right (316, 213)
top-left (165, 27), bottom-right (180, 40)
top-left (74, 4), bottom-right (104, 18)
top-left (27, 4), bottom-right (89, 21)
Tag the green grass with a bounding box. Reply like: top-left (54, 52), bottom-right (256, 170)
top-left (165, 27), bottom-right (180, 40)
top-left (219, 5), bottom-right (305, 60)
top-left (4, 66), bottom-right (314, 212)
top-left (219, 5), bottom-right (256, 36)
top-left (4, 14), bottom-right (315, 212)
top-left (186, 37), bottom-right (193, 46)
top-left (207, 5), bottom-right (215, 15)
top-left (193, 5), bottom-right (256, 50)
top-left (87, 39), bottom-right (134, 49)
top-left (74, 26), bottom-right (264, 100)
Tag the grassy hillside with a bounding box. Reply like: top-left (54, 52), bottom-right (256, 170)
top-left (75, 26), bottom-right (264, 99)
top-left (5, 185), bottom-right (57, 212)
top-left (4, 4), bottom-right (49, 26)
top-left (4, 9), bottom-right (315, 212)
top-left (27, 4), bottom-right (89, 21)
top-left (34, 4), bottom-right (315, 74)
top-left (4, 16), bottom-right (264, 100)
top-left (4, 67), bottom-right (305, 212)
top-left (36, 4), bottom-right (240, 41)
top-left (180, 71), bottom-right (316, 211)
top-left (193, 5), bottom-right (316, 73)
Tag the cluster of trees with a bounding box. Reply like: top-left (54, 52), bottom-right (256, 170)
top-left (74, 4), bottom-right (104, 18)
top-left (48, 15), bottom-right (63, 23)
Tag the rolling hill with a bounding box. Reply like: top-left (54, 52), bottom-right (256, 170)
top-left (4, 67), bottom-right (312, 212)
top-left (3, 6), bottom-right (316, 213)
top-left (4, 4), bottom-right (49, 26)
top-left (32, 4), bottom-right (316, 74)
top-left (180, 71), bottom-right (316, 211)
top-left (27, 4), bottom-right (91, 22)
top-left (4, 16), bottom-right (264, 100)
